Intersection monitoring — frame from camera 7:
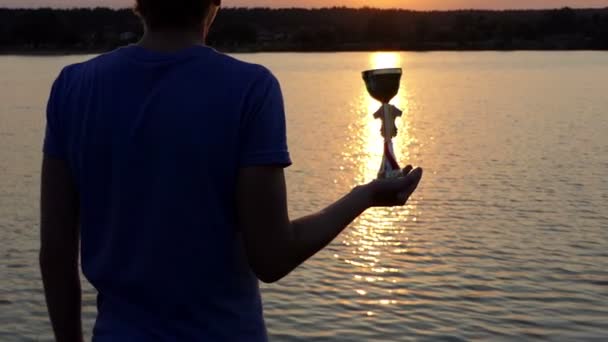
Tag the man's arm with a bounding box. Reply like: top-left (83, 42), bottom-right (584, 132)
top-left (237, 165), bottom-right (423, 283)
top-left (40, 156), bottom-right (83, 342)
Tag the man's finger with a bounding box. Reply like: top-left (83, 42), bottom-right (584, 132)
top-left (402, 165), bottom-right (413, 176)
top-left (408, 167), bottom-right (423, 180)
top-left (391, 166), bottom-right (421, 191)
top-left (402, 168), bottom-right (423, 194)
top-left (403, 167), bottom-right (423, 195)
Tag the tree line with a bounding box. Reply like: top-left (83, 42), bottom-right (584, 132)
top-left (0, 6), bottom-right (607, 53)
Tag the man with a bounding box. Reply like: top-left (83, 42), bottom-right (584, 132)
top-left (40, 0), bottom-right (423, 340)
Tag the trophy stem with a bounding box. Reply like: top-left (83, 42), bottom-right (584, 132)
top-left (378, 104), bottom-right (401, 179)
top-left (382, 104), bottom-right (392, 142)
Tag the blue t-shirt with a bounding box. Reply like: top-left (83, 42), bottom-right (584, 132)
top-left (44, 45), bottom-right (291, 341)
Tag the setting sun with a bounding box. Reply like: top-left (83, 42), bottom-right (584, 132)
top-left (370, 52), bottom-right (402, 71)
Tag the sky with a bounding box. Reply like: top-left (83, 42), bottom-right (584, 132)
top-left (2, 0), bottom-right (608, 10)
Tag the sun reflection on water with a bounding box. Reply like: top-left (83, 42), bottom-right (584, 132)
top-left (341, 52), bottom-right (419, 316)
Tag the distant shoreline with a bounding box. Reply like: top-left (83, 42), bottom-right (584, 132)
top-left (2, 7), bottom-right (607, 55)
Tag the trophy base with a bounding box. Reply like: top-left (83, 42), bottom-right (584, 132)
top-left (378, 142), bottom-right (401, 179)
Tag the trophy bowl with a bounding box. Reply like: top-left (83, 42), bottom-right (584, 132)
top-left (362, 68), bottom-right (402, 104)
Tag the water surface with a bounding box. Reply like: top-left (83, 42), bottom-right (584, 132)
top-left (1, 51), bottom-right (607, 341)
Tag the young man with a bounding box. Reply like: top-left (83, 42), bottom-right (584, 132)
top-left (39, 0), bottom-right (423, 341)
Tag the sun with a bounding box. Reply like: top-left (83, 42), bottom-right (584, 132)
top-left (370, 52), bottom-right (401, 71)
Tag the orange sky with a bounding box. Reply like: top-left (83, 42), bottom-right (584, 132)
top-left (2, 0), bottom-right (608, 10)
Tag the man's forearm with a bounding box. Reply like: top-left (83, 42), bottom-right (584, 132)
top-left (40, 157), bottom-right (83, 341)
top-left (261, 186), bottom-right (372, 282)
top-left (290, 185), bottom-right (371, 264)
top-left (40, 253), bottom-right (83, 342)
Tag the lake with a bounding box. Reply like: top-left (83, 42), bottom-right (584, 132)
top-left (1, 51), bottom-right (607, 341)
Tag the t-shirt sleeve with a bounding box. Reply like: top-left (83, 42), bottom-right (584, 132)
top-left (239, 68), bottom-right (292, 168)
top-left (43, 69), bottom-right (68, 160)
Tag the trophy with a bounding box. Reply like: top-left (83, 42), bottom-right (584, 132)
top-left (362, 68), bottom-right (404, 179)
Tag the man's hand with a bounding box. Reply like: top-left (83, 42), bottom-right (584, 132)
top-left (364, 165), bottom-right (423, 207)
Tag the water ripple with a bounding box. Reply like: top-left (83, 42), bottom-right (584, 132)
top-left (3, 52), bottom-right (608, 341)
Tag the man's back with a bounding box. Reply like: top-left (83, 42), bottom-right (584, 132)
top-left (44, 45), bottom-right (290, 340)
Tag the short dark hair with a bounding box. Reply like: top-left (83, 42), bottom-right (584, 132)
top-left (135, 0), bottom-right (214, 30)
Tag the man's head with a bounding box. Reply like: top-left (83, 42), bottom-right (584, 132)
top-left (134, 0), bottom-right (221, 32)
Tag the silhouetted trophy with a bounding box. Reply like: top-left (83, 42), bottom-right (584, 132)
top-left (362, 68), bottom-right (404, 179)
